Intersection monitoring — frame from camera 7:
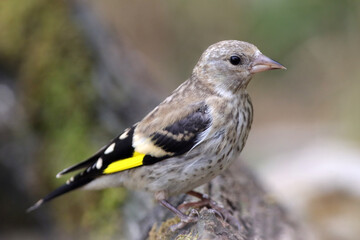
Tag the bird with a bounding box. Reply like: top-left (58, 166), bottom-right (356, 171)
top-left (28, 40), bottom-right (285, 230)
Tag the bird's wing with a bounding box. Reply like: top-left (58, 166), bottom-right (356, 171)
top-left (103, 103), bottom-right (211, 174)
top-left (27, 102), bottom-right (211, 212)
top-left (59, 102), bottom-right (211, 176)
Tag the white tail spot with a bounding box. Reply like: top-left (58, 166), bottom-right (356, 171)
top-left (119, 129), bottom-right (130, 140)
top-left (96, 158), bottom-right (103, 169)
top-left (104, 143), bottom-right (115, 154)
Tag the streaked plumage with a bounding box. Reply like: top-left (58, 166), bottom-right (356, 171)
top-left (28, 40), bottom-right (285, 228)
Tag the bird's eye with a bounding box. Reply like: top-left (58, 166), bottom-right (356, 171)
top-left (229, 56), bottom-right (241, 65)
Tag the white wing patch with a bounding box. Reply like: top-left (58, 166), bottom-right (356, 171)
top-left (186, 123), bottom-right (212, 157)
top-left (133, 133), bottom-right (173, 157)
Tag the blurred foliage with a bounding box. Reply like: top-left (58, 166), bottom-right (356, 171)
top-left (94, 0), bottom-right (359, 81)
top-left (94, 0), bottom-right (360, 142)
top-left (0, 0), bottom-right (126, 237)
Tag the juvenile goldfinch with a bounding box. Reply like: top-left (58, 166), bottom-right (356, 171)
top-left (28, 40), bottom-right (285, 228)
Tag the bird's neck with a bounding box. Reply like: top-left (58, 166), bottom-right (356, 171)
top-left (214, 77), bottom-right (251, 99)
top-left (189, 74), bottom-right (250, 99)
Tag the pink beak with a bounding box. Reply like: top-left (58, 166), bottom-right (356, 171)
top-left (250, 54), bottom-right (286, 74)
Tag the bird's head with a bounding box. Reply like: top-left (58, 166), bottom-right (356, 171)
top-left (193, 40), bottom-right (286, 95)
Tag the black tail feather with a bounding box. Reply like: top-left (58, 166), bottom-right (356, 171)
top-left (27, 175), bottom-right (94, 212)
top-left (56, 157), bottom-right (98, 178)
top-left (56, 147), bottom-right (106, 178)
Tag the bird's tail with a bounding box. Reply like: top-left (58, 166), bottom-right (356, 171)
top-left (27, 174), bottom-right (94, 212)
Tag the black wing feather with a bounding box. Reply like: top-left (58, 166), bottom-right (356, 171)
top-left (56, 146), bottom-right (106, 177)
top-left (150, 104), bottom-right (211, 155)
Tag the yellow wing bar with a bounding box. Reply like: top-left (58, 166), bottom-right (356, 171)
top-left (103, 152), bottom-right (146, 174)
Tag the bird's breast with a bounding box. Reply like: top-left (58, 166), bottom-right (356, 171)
top-left (209, 94), bottom-right (253, 166)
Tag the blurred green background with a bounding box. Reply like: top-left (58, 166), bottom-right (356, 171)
top-left (0, 0), bottom-right (359, 239)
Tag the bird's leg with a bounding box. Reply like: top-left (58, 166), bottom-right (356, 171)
top-left (156, 191), bottom-right (199, 231)
top-left (177, 191), bottom-right (211, 211)
top-left (178, 190), bottom-right (222, 218)
top-left (178, 190), bottom-right (214, 211)
top-left (179, 190), bottom-right (242, 230)
top-left (159, 199), bottom-right (199, 231)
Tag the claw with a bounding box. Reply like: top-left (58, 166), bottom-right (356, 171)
top-left (207, 208), bottom-right (224, 220)
top-left (188, 208), bottom-right (199, 219)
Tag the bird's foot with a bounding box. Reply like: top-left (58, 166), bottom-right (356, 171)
top-left (159, 199), bottom-right (200, 231)
top-left (158, 191), bottom-right (241, 231)
top-left (181, 190), bottom-right (242, 230)
top-left (169, 208), bottom-right (199, 232)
